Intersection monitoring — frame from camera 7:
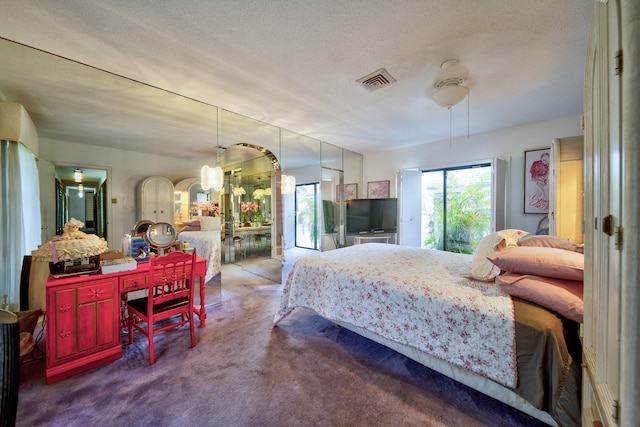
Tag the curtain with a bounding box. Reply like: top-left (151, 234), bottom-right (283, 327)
top-left (0, 140), bottom-right (41, 310)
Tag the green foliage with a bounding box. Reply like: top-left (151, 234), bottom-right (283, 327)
top-left (424, 176), bottom-right (491, 254)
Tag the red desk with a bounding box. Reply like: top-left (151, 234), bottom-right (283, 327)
top-left (45, 256), bottom-right (207, 384)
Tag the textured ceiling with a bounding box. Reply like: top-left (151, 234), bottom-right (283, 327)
top-left (0, 1), bottom-right (593, 157)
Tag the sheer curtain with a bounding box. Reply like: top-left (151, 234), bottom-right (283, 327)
top-left (0, 140), bottom-right (41, 310)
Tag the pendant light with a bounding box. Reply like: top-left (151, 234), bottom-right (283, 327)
top-left (200, 109), bottom-right (223, 192)
top-left (281, 174), bottom-right (296, 194)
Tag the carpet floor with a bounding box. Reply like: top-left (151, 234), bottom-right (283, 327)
top-left (16, 263), bottom-right (547, 427)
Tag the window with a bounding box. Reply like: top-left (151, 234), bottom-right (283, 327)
top-left (295, 183), bottom-right (319, 249)
top-left (422, 163), bottom-right (492, 253)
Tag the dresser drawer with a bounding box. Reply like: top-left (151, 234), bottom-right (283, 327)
top-left (120, 273), bottom-right (148, 292)
top-left (77, 279), bottom-right (115, 304)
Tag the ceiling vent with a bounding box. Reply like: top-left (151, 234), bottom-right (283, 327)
top-left (356, 68), bottom-right (396, 91)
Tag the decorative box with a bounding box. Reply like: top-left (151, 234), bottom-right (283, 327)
top-left (101, 257), bottom-right (137, 274)
top-left (49, 255), bottom-right (101, 277)
top-left (131, 237), bottom-right (150, 263)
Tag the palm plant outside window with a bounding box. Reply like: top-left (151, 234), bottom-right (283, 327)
top-left (422, 164), bottom-right (492, 254)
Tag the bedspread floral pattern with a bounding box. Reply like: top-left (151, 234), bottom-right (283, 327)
top-left (274, 244), bottom-right (517, 388)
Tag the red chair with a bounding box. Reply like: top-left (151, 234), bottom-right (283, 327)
top-left (127, 250), bottom-right (197, 365)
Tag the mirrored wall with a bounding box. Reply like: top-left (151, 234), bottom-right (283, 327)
top-left (0, 36), bottom-right (363, 282)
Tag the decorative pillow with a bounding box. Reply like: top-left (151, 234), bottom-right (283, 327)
top-left (487, 246), bottom-right (584, 281)
top-left (470, 229), bottom-right (531, 281)
top-left (496, 272), bottom-right (583, 323)
top-left (183, 219), bottom-right (201, 227)
top-left (198, 216), bottom-right (221, 231)
top-left (517, 235), bottom-right (584, 254)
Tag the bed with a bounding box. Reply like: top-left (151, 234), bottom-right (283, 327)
top-left (178, 230), bottom-right (221, 283)
top-left (274, 241), bottom-right (582, 427)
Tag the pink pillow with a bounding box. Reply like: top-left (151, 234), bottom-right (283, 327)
top-left (183, 219), bottom-right (201, 227)
top-left (517, 235), bottom-right (584, 254)
top-left (496, 272), bottom-right (583, 323)
top-left (486, 246), bottom-right (584, 281)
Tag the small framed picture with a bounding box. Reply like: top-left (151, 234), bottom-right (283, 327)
top-left (524, 148), bottom-right (551, 214)
top-left (336, 183), bottom-right (358, 202)
top-left (367, 180), bottom-right (390, 199)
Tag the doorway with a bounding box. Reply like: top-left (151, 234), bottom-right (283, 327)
top-left (54, 165), bottom-right (108, 240)
top-left (295, 183), bottom-right (319, 250)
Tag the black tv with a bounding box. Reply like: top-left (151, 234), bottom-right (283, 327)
top-left (346, 198), bottom-right (397, 234)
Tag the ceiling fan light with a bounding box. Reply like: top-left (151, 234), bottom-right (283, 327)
top-left (431, 84), bottom-right (469, 109)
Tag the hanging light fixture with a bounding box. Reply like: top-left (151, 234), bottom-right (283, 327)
top-left (201, 146), bottom-right (223, 192)
top-left (431, 59), bottom-right (469, 108)
top-left (430, 59), bottom-right (471, 144)
top-left (281, 174), bottom-right (296, 194)
top-left (200, 109), bottom-right (224, 192)
top-left (77, 183), bottom-right (84, 198)
top-left (232, 186), bottom-right (246, 197)
top-left (252, 177), bottom-right (266, 199)
top-left (73, 168), bottom-right (84, 182)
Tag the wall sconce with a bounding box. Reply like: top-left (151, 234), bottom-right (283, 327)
top-left (281, 175), bottom-right (296, 194)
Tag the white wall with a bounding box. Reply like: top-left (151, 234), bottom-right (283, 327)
top-left (363, 114), bottom-right (583, 235)
top-left (38, 114), bottom-right (582, 249)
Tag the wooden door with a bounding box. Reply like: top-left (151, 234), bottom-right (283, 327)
top-left (582, 1), bottom-right (622, 425)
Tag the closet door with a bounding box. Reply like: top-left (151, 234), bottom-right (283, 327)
top-left (582, 1), bottom-right (622, 425)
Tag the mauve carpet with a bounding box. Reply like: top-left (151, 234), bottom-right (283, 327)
top-left (16, 263), bottom-right (547, 427)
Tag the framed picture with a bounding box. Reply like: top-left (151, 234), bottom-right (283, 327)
top-left (336, 183), bottom-right (358, 202)
top-left (524, 148), bottom-right (551, 214)
top-left (367, 180), bottom-right (390, 199)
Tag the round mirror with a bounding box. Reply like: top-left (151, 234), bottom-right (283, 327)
top-left (145, 222), bottom-right (177, 250)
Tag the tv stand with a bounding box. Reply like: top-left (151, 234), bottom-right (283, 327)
top-left (351, 232), bottom-right (397, 245)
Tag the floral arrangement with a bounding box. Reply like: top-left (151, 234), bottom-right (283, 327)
top-left (241, 201), bottom-right (260, 224)
top-left (190, 201), bottom-right (220, 217)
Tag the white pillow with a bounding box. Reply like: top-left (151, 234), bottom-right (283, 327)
top-left (470, 229), bottom-right (531, 281)
top-left (198, 216), bottom-right (221, 231)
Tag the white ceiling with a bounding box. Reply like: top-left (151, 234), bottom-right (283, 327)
top-left (0, 1), bottom-right (593, 157)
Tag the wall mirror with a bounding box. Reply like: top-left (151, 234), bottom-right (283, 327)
top-left (145, 222), bottom-right (178, 256)
top-left (0, 36), bottom-right (363, 287)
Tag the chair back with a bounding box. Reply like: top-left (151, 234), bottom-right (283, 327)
top-left (148, 251), bottom-right (197, 306)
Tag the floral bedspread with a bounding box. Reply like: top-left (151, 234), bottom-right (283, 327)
top-left (274, 243), bottom-right (517, 388)
top-left (178, 230), bottom-right (221, 282)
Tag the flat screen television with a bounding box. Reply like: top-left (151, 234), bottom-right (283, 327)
top-left (346, 198), bottom-right (397, 234)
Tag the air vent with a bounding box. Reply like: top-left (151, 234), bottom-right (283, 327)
top-left (356, 68), bottom-right (396, 91)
